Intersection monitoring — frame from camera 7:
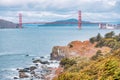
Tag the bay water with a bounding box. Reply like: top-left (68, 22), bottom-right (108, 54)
top-left (0, 25), bottom-right (120, 80)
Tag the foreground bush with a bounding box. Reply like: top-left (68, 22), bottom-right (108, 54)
top-left (60, 58), bottom-right (76, 69)
top-left (90, 31), bottom-right (120, 50)
top-left (54, 49), bottom-right (120, 80)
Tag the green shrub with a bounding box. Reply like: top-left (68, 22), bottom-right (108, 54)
top-left (60, 58), bottom-right (76, 69)
top-left (89, 33), bottom-right (102, 44)
top-left (55, 51), bottom-right (120, 80)
top-left (105, 31), bottom-right (115, 38)
top-left (89, 37), bottom-right (96, 44)
top-left (91, 50), bottom-right (103, 60)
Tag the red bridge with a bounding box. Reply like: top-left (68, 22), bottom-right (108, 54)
top-left (18, 10), bottom-right (119, 29)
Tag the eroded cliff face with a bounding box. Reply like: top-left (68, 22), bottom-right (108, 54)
top-left (50, 40), bottom-right (110, 60)
top-left (50, 46), bottom-right (69, 60)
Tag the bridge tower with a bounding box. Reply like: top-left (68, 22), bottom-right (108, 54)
top-left (19, 13), bottom-right (22, 28)
top-left (78, 10), bottom-right (81, 29)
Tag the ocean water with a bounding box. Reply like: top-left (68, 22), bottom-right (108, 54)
top-left (0, 25), bottom-right (120, 80)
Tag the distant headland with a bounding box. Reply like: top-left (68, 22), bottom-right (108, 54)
top-left (38, 19), bottom-right (97, 26)
top-left (0, 19), bottom-right (18, 28)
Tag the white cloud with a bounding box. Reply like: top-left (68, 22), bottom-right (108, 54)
top-left (0, 11), bottom-right (73, 23)
top-left (0, 0), bottom-right (120, 22)
top-left (82, 12), bottom-right (120, 22)
top-left (0, 0), bottom-right (118, 12)
top-left (0, 10), bottom-right (119, 23)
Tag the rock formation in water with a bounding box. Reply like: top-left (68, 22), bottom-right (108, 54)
top-left (50, 40), bottom-right (110, 60)
top-left (0, 19), bottom-right (18, 28)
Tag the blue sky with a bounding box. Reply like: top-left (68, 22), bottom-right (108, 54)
top-left (0, 0), bottom-right (120, 23)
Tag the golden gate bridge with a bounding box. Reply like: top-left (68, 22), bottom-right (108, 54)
top-left (18, 10), bottom-right (120, 29)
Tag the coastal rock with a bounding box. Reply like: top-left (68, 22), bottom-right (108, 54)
top-left (25, 54), bottom-right (29, 56)
top-left (19, 68), bottom-right (30, 72)
top-left (33, 59), bottom-right (41, 63)
top-left (29, 66), bottom-right (37, 71)
top-left (50, 40), bottom-right (111, 60)
top-left (19, 72), bottom-right (29, 78)
top-left (14, 77), bottom-right (19, 79)
top-left (40, 56), bottom-right (44, 58)
top-left (33, 59), bottom-right (49, 64)
top-left (50, 41), bottom-right (84, 60)
top-left (50, 46), bottom-right (69, 60)
top-left (41, 61), bottom-right (49, 64)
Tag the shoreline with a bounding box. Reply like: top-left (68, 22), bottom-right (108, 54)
top-left (14, 55), bottom-right (60, 80)
top-left (1, 30), bottom-right (119, 78)
top-left (13, 39), bottom-right (111, 80)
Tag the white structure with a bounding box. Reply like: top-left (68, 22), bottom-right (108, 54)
top-left (99, 23), bottom-right (116, 29)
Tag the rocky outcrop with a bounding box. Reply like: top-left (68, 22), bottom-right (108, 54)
top-left (19, 72), bottom-right (29, 78)
top-left (50, 40), bottom-right (111, 60)
top-left (50, 46), bottom-right (69, 60)
top-left (16, 57), bottom-right (60, 80)
top-left (0, 19), bottom-right (17, 28)
top-left (33, 59), bottom-right (49, 64)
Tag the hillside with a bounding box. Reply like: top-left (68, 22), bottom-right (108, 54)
top-left (0, 19), bottom-right (17, 28)
top-left (39, 19), bottom-right (97, 26)
top-left (54, 49), bottom-right (120, 80)
top-left (53, 31), bottom-right (120, 80)
top-left (50, 40), bottom-right (110, 60)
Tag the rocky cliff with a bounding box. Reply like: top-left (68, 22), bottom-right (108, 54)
top-left (50, 40), bottom-right (110, 60)
top-left (0, 19), bottom-right (17, 28)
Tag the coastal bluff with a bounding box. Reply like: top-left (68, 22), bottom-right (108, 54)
top-left (50, 40), bottom-right (110, 60)
top-left (0, 19), bottom-right (17, 28)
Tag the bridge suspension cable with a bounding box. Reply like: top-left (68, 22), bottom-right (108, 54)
top-left (18, 10), bottom-right (82, 29)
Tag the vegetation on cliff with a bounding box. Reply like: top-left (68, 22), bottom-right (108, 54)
top-left (54, 50), bottom-right (120, 80)
top-left (54, 31), bottom-right (120, 80)
top-left (90, 31), bottom-right (120, 50)
top-left (60, 58), bottom-right (76, 69)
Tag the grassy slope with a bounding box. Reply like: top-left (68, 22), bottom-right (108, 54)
top-left (54, 49), bottom-right (120, 80)
top-left (54, 31), bottom-right (120, 80)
